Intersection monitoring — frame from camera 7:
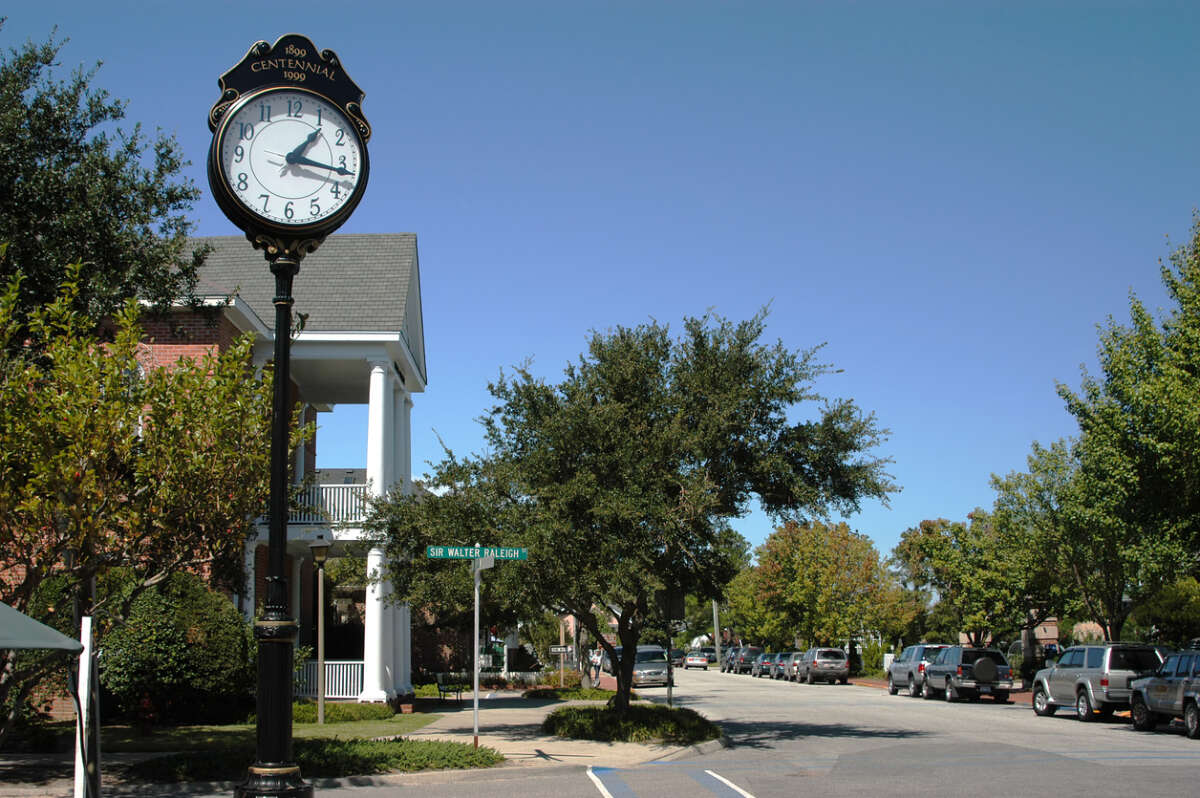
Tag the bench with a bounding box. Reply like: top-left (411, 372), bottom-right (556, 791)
top-left (436, 673), bottom-right (468, 703)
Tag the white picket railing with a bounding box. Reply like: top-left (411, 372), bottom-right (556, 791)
top-left (297, 660), bottom-right (364, 700)
top-left (289, 484), bottom-right (368, 525)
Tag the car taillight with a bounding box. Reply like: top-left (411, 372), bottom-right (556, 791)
top-left (1100, 677), bottom-right (1109, 687)
top-left (918, 663), bottom-right (925, 673)
top-left (956, 665), bottom-right (963, 676)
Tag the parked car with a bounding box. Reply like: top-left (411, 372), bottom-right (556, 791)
top-left (733, 646), bottom-right (764, 674)
top-left (796, 647), bottom-right (850, 684)
top-left (888, 643), bottom-right (950, 697)
top-left (720, 646), bottom-right (741, 673)
top-left (700, 646), bottom-right (718, 663)
top-left (1031, 642), bottom-right (1164, 721)
top-left (923, 646), bottom-right (1013, 702)
top-left (1130, 649), bottom-right (1200, 738)
top-left (770, 652), bottom-right (793, 679)
top-left (684, 650), bottom-right (710, 670)
top-left (631, 645), bottom-right (672, 687)
top-left (751, 652), bottom-right (775, 678)
top-left (670, 648), bottom-right (685, 667)
top-left (782, 651), bottom-right (806, 681)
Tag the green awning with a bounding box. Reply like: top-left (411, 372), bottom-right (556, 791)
top-left (0, 601), bottom-right (82, 652)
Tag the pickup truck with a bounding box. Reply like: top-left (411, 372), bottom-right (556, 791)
top-left (922, 646), bottom-right (1014, 703)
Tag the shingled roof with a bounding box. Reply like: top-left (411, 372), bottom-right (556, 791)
top-left (191, 233), bottom-right (426, 386)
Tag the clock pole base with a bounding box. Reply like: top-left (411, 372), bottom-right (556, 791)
top-left (234, 766), bottom-right (313, 798)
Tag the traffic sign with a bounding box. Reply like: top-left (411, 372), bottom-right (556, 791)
top-left (549, 645), bottom-right (571, 655)
top-left (426, 545), bottom-right (528, 560)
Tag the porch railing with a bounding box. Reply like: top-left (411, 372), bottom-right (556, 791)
top-left (289, 484), bottom-right (368, 525)
top-left (297, 660), bottom-right (364, 700)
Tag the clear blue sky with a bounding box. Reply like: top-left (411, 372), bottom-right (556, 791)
top-left (7, 2), bottom-right (1198, 557)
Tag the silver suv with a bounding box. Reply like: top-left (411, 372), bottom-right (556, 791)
top-left (1031, 642), bottom-right (1163, 721)
top-left (888, 643), bottom-right (950, 698)
top-left (1130, 649), bottom-right (1200, 738)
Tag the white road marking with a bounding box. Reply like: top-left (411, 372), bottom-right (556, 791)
top-left (706, 769), bottom-right (757, 797)
top-left (587, 765), bottom-right (615, 798)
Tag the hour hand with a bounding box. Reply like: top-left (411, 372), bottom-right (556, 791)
top-left (285, 154), bottom-right (355, 176)
top-left (286, 129), bottom-right (321, 160)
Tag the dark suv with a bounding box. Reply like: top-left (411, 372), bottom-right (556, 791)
top-left (1032, 642), bottom-right (1163, 721)
top-left (733, 646), bottom-right (764, 674)
top-left (888, 643), bottom-right (950, 698)
top-left (923, 646), bottom-right (1014, 702)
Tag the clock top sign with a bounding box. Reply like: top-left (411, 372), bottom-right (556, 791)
top-left (207, 33), bottom-right (370, 142)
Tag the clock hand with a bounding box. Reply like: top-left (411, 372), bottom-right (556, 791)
top-left (285, 154), bottom-right (355, 176)
top-left (285, 129), bottom-right (322, 160)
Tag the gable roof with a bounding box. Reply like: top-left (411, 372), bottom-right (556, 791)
top-left (191, 234), bottom-right (427, 386)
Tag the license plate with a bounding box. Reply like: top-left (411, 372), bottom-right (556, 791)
top-left (979, 686), bottom-right (991, 694)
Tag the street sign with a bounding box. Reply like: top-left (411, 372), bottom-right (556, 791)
top-left (549, 645), bottom-right (571, 655)
top-left (426, 545), bottom-right (529, 560)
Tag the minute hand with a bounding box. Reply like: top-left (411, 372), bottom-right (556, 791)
top-left (285, 153), bottom-right (355, 176)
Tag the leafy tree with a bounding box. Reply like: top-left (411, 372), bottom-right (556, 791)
top-left (0, 24), bottom-right (203, 326)
top-left (1130, 577), bottom-right (1200, 648)
top-left (0, 272), bottom-right (289, 744)
top-left (723, 565), bottom-right (791, 649)
top-left (755, 520), bottom-right (888, 648)
top-left (368, 311), bottom-right (895, 711)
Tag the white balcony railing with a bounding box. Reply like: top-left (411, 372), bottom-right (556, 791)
top-left (289, 484), bottom-right (367, 525)
top-left (296, 660), bottom-right (364, 700)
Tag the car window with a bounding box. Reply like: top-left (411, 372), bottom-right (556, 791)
top-left (817, 650), bottom-right (844, 660)
top-left (1085, 648), bottom-right (1104, 668)
top-left (1176, 654), bottom-right (1193, 677)
top-left (1161, 654), bottom-right (1180, 676)
top-left (933, 648), bottom-right (951, 664)
top-left (899, 647), bottom-right (913, 662)
top-left (1059, 648), bottom-right (1083, 667)
top-left (921, 646), bottom-right (946, 660)
top-left (1109, 648), bottom-right (1160, 671)
top-left (635, 649), bottom-right (666, 663)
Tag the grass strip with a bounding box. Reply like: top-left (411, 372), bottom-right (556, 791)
top-left (125, 737), bottom-right (503, 782)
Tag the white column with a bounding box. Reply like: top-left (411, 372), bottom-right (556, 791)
top-left (401, 394), bottom-right (413, 495)
top-left (239, 542), bottom-right (258, 621)
top-left (365, 360), bottom-right (390, 499)
top-left (359, 545), bottom-right (392, 702)
top-left (390, 384), bottom-right (405, 495)
top-left (393, 603), bottom-right (413, 695)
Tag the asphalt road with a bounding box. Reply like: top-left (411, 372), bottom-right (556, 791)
top-left (339, 667), bottom-right (1200, 798)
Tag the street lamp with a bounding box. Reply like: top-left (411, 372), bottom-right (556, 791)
top-left (309, 536), bottom-right (330, 725)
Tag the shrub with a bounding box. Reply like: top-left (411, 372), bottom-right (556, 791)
top-left (541, 703), bottom-right (721, 745)
top-left (99, 573), bottom-right (254, 724)
top-left (291, 701), bottom-right (394, 724)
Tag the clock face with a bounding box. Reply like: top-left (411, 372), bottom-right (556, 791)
top-left (215, 88), bottom-right (365, 228)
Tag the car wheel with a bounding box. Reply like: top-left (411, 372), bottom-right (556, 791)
top-left (1033, 685), bottom-right (1056, 716)
top-left (887, 674), bottom-right (898, 695)
top-left (806, 670), bottom-right (815, 685)
top-left (923, 678), bottom-right (936, 699)
top-left (1185, 702), bottom-right (1200, 740)
top-left (839, 677), bottom-right (848, 685)
top-left (1131, 694), bottom-right (1158, 731)
top-left (944, 679), bottom-right (957, 702)
top-left (703, 666), bottom-right (708, 671)
top-left (909, 675), bottom-right (922, 698)
top-left (1076, 690), bottom-right (1095, 722)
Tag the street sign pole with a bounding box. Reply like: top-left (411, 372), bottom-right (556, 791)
top-left (471, 543), bottom-right (495, 748)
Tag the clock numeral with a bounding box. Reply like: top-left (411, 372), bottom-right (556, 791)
top-left (287, 99), bottom-right (303, 118)
top-left (330, 183), bottom-right (342, 199)
top-left (309, 199), bottom-right (321, 216)
top-left (284, 201), bottom-right (295, 220)
top-left (259, 104), bottom-right (272, 122)
top-left (239, 122), bottom-right (254, 140)
top-left (236, 173), bottom-right (248, 191)
top-left (233, 145), bottom-right (245, 164)
top-left (334, 128), bottom-right (345, 146)
top-left (338, 155), bottom-right (347, 169)
top-left (259, 194), bottom-right (270, 212)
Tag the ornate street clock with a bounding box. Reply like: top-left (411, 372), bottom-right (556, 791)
top-left (206, 34), bottom-right (372, 798)
top-left (208, 33), bottom-right (371, 260)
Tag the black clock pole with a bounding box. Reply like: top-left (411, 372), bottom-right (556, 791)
top-left (236, 253), bottom-right (312, 798)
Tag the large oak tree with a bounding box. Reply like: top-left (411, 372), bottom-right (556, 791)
top-left (368, 310), bottom-right (895, 711)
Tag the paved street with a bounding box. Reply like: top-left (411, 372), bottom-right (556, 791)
top-left (6, 668), bottom-right (1200, 797)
